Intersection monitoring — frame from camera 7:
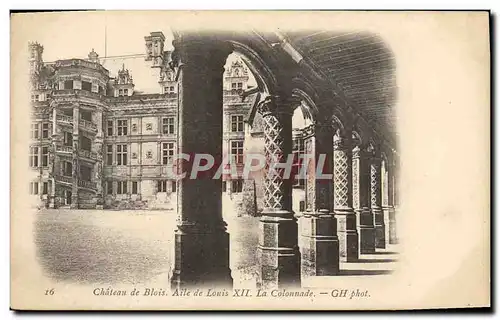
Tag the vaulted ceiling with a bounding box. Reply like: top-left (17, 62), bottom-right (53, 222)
top-left (282, 31), bottom-right (398, 148)
top-left (171, 29), bottom-right (398, 150)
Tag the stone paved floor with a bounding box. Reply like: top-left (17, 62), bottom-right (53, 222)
top-left (32, 209), bottom-right (398, 288)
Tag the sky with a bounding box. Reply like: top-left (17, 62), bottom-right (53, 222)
top-left (26, 11), bottom-right (304, 125)
top-left (29, 12), bottom-right (252, 94)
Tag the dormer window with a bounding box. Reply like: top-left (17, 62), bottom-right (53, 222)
top-left (118, 89), bottom-right (129, 97)
top-left (231, 82), bottom-right (243, 90)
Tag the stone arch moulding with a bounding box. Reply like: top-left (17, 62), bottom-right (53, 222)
top-left (366, 136), bottom-right (383, 155)
top-left (352, 130), bottom-right (364, 148)
top-left (171, 29), bottom-right (283, 95)
top-left (320, 94), bottom-right (351, 134)
top-left (381, 149), bottom-right (392, 166)
top-left (352, 118), bottom-right (375, 149)
top-left (380, 142), bottom-right (397, 164)
top-left (291, 87), bottom-right (320, 124)
top-left (330, 114), bottom-right (346, 136)
top-left (228, 40), bottom-right (278, 97)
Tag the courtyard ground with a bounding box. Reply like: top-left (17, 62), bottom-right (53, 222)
top-left (32, 208), bottom-right (398, 289)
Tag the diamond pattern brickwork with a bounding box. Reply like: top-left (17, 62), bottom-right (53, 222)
top-left (334, 150), bottom-right (349, 208)
top-left (262, 114), bottom-right (285, 209)
top-left (370, 160), bottom-right (381, 208)
top-left (257, 95), bottom-right (293, 211)
top-left (352, 157), bottom-right (359, 209)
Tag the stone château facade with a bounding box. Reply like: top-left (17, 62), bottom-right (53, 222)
top-left (28, 32), bottom-right (267, 210)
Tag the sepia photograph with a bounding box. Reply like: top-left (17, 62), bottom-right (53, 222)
top-left (10, 10), bottom-right (490, 311)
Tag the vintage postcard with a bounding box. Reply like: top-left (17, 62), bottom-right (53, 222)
top-left (10, 11), bottom-right (490, 310)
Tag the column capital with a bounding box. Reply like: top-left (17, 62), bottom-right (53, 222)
top-left (171, 38), bottom-right (233, 73)
top-left (366, 142), bottom-right (382, 159)
top-left (301, 122), bottom-right (335, 140)
top-left (256, 94), bottom-right (300, 118)
top-left (333, 129), bottom-right (353, 151)
top-left (352, 145), bottom-right (361, 159)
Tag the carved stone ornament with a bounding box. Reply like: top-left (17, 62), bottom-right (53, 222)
top-left (256, 95), bottom-right (299, 118)
top-left (352, 145), bottom-right (361, 158)
top-left (302, 124), bottom-right (315, 138)
top-left (333, 129), bottom-right (350, 151)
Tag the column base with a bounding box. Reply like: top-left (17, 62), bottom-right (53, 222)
top-left (70, 189), bottom-right (78, 209)
top-left (258, 210), bottom-right (301, 289)
top-left (239, 179), bottom-right (258, 217)
top-left (96, 193), bottom-right (104, 210)
top-left (383, 207), bottom-right (396, 247)
top-left (300, 210), bottom-right (340, 277)
top-left (170, 222), bottom-right (233, 289)
top-left (388, 207), bottom-right (398, 244)
top-left (357, 208), bottom-right (375, 254)
top-left (335, 209), bottom-right (359, 262)
top-left (373, 208), bottom-right (386, 249)
top-left (48, 196), bottom-right (56, 209)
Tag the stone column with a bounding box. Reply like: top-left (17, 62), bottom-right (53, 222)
top-left (94, 142), bottom-right (103, 209)
top-left (300, 122), bottom-right (339, 276)
top-left (353, 145), bottom-right (376, 253)
top-left (381, 160), bottom-right (389, 245)
top-left (170, 38), bottom-right (233, 289)
top-left (138, 140), bottom-right (143, 202)
top-left (48, 144), bottom-right (56, 209)
top-left (71, 104), bottom-right (79, 209)
top-left (52, 107), bottom-right (58, 136)
top-left (256, 94), bottom-right (301, 288)
top-left (333, 129), bottom-right (358, 262)
top-left (49, 107), bottom-right (58, 208)
top-left (389, 159), bottom-right (398, 244)
top-left (382, 159), bottom-right (396, 246)
top-left (369, 146), bottom-right (385, 249)
top-left (93, 109), bottom-right (104, 209)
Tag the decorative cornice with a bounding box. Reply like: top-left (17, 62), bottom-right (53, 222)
top-left (333, 136), bottom-right (347, 151)
top-left (302, 124), bottom-right (315, 139)
top-left (54, 59), bottom-right (109, 78)
top-left (332, 126), bottom-right (353, 151)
